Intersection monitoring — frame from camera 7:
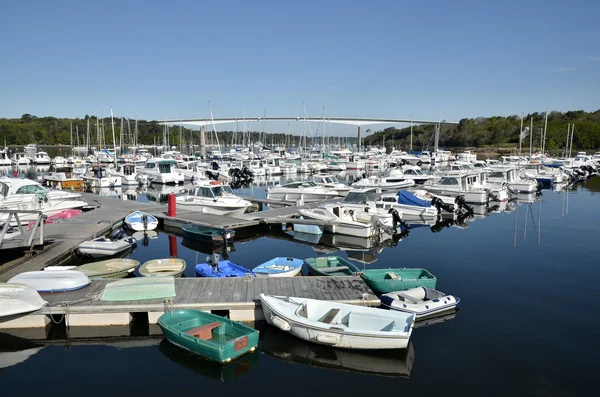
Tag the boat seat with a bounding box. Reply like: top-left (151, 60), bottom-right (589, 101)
top-left (395, 292), bottom-right (420, 304)
top-left (320, 308), bottom-right (340, 324)
top-left (384, 272), bottom-right (401, 280)
top-left (185, 322), bottom-right (222, 340)
top-left (320, 266), bottom-right (349, 273)
top-left (315, 257), bottom-right (329, 268)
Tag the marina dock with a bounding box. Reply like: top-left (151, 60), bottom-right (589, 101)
top-left (0, 277), bottom-right (380, 329)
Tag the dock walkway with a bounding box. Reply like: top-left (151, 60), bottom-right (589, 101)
top-left (0, 276), bottom-right (380, 328)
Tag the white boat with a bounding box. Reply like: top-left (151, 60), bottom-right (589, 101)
top-left (380, 287), bottom-right (460, 319)
top-left (259, 294), bottom-right (415, 349)
top-left (81, 165), bottom-right (122, 189)
top-left (298, 204), bottom-right (395, 238)
top-left (52, 156), bottom-right (68, 167)
top-left (124, 210), bottom-right (158, 231)
top-left (11, 152), bottom-right (31, 165)
top-left (400, 165), bottom-right (437, 184)
top-left (77, 229), bottom-right (137, 258)
top-left (291, 215), bottom-right (324, 235)
top-left (351, 169), bottom-right (415, 191)
top-left (0, 149), bottom-right (12, 166)
top-left (33, 152), bottom-right (51, 164)
top-left (312, 174), bottom-right (352, 196)
top-left (175, 180), bottom-right (251, 216)
top-left (139, 158), bottom-right (185, 184)
top-left (485, 168), bottom-right (539, 193)
top-left (252, 257), bottom-right (304, 278)
top-left (267, 181), bottom-right (343, 204)
top-left (422, 173), bottom-right (490, 204)
top-left (107, 163), bottom-right (146, 185)
top-left (0, 283), bottom-right (48, 320)
top-left (8, 270), bottom-right (91, 293)
top-left (371, 191), bottom-right (440, 221)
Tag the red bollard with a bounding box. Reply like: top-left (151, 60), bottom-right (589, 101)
top-left (168, 235), bottom-right (178, 258)
top-left (167, 194), bottom-right (176, 217)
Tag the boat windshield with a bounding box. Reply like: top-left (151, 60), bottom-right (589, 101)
top-left (15, 184), bottom-right (47, 195)
top-left (213, 185), bottom-right (234, 196)
top-left (344, 191), bottom-right (377, 204)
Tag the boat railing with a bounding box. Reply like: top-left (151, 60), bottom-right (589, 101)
top-left (0, 209), bottom-right (45, 251)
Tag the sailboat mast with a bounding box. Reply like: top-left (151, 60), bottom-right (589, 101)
top-left (111, 108), bottom-right (117, 166)
top-left (409, 114), bottom-right (413, 152)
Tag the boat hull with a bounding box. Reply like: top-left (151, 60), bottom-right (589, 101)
top-left (359, 268), bottom-right (437, 294)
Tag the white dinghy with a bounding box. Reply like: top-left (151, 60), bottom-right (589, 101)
top-left (380, 287), bottom-right (460, 319)
top-left (77, 228), bottom-right (137, 258)
top-left (8, 270), bottom-right (91, 293)
top-left (259, 294), bottom-right (415, 349)
top-left (124, 211), bottom-right (158, 232)
top-left (0, 283), bottom-right (48, 321)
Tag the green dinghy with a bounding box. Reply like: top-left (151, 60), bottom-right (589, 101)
top-left (158, 309), bottom-right (259, 364)
top-left (359, 268), bottom-right (437, 294)
top-left (304, 256), bottom-right (360, 276)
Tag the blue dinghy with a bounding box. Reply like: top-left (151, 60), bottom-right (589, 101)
top-left (252, 257), bottom-right (303, 278)
top-left (195, 261), bottom-right (255, 278)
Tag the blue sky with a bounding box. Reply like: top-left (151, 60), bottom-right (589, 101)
top-left (1, 0), bottom-right (599, 134)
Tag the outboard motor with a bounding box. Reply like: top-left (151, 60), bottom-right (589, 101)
top-left (387, 208), bottom-right (404, 229)
top-left (431, 196), bottom-right (455, 214)
top-left (242, 166), bottom-right (254, 178)
top-left (109, 228), bottom-right (126, 241)
top-left (371, 215), bottom-right (396, 235)
top-left (485, 188), bottom-right (500, 202)
top-left (454, 195), bottom-right (473, 214)
top-left (205, 170), bottom-right (219, 181)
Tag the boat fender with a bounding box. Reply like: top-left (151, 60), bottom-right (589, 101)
top-left (316, 334), bottom-right (339, 345)
top-left (270, 315), bottom-right (291, 331)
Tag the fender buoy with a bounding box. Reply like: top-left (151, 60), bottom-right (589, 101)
top-left (270, 315), bottom-right (291, 331)
top-left (316, 334), bottom-right (339, 345)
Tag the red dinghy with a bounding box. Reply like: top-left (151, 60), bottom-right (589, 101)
top-left (28, 209), bottom-right (83, 229)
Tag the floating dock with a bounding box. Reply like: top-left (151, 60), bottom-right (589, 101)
top-left (0, 277), bottom-right (381, 329)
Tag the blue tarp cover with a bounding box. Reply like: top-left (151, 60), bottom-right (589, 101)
top-left (397, 190), bottom-right (431, 207)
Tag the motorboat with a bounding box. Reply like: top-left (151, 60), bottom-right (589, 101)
top-left (138, 158), bottom-right (185, 184)
top-left (0, 283), bottom-right (48, 321)
top-left (176, 180), bottom-right (252, 216)
top-left (42, 172), bottom-right (85, 190)
top-left (11, 152), bottom-right (31, 165)
top-left (0, 149), bottom-right (13, 166)
top-left (76, 228), bottom-right (137, 258)
top-left (33, 152), bottom-right (51, 164)
top-left (8, 270), bottom-right (91, 293)
top-left (485, 167), bottom-right (539, 193)
top-left (351, 168), bottom-right (415, 191)
top-left (312, 174), bottom-right (352, 196)
top-left (422, 173), bottom-right (491, 204)
top-left (51, 156), bottom-right (68, 167)
top-left (124, 210), bottom-right (158, 231)
top-left (252, 257), bottom-right (304, 278)
top-left (380, 287), bottom-right (460, 319)
top-left (181, 223), bottom-right (235, 245)
top-left (108, 163), bottom-right (147, 185)
top-left (259, 294), bottom-right (415, 349)
top-left (400, 165), bottom-right (437, 184)
top-left (195, 257), bottom-right (254, 278)
top-left (267, 181), bottom-right (343, 204)
top-left (298, 204), bottom-right (395, 238)
top-left (175, 160), bottom-right (210, 182)
top-left (373, 190), bottom-right (440, 221)
top-left (81, 164), bottom-right (122, 189)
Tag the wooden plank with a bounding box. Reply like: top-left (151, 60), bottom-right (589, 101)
top-left (240, 277), bottom-right (249, 303)
top-left (285, 276), bottom-right (295, 297)
top-left (317, 277), bottom-right (335, 301)
top-left (297, 276), bottom-right (309, 298)
top-left (200, 278), bottom-right (216, 303)
top-left (328, 278), bottom-right (345, 301)
top-left (245, 276), bottom-right (255, 302)
top-left (307, 277), bottom-right (325, 300)
top-left (173, 278), bottom-right (194, 304)
top-left (209, 278), bottom-right (225, 302)
top-left (232, 278), bottom-right (243, 302)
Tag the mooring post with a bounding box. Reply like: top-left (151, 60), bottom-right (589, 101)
top-left (167, 194), bottom-right (176, 217)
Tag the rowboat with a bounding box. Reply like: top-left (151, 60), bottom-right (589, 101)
top-left (252, 257), bottom-right (303, 278)
top-left (77, 259), bottom-right (140, 279)
top-left (139, 258), bottom-right (186, 278)
top-left (259, 294), bottom-right (415, 349)
top-left (77, 228), bottom-right (137, 258)
top-left (157, 309), bottom-right (259, 363)
top-left (100, 277), bottom-right (176, 301)
top-left (195, 261), bottom-right (254, 278)
top-left (181, 224), bottom-right (235, 245)
top-left (303, 256), bottom-right (360, 276)
top-left (358, 268), bottom-right (437, 294)
top-left (27, 209), bottom-right (82, 229)
top-left (380, 287), bottom-right (459, 319)
top-left (124, 211), bottom-right (158, 231)
top-left (8, 270), bottom-right (91, 293)
top-left (0, 283), bottom-right (48, 321)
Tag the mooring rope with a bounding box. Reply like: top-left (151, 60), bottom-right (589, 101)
top-left (164, 297), bottom-right (174, 313)
top-left (46, 292), bottom-right (102, 326)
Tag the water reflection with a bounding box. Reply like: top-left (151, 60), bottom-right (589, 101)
top-left (258, 323), bottom-right (414, 378)
top-left (0, 333), bottom-right (45, 370)
top-left (158, 339), bottom-right (259, 382)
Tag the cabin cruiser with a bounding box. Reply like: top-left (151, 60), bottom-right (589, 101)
top-left (11, 152), bottom-right (31, 165)
top-left (0, 149), bottom-right (12, 166)
top-left (175, 160), bottom-right (210, 182)
top-left (0, 178), bottom-right (89, 224)
top-left (51, 156), bottom-right (68, 167)
top-left (312, 174), bottom-right (352, 196)
top-left (298, 203), bottom-right (396, 238)
top-left (81, 165), bottom-right (122, 188)
top-left (351, 168), bottom-right (415, 191)
top-left (175, 180), bottom-right (251, 216)
top-left (485, 168), bottom-right (539, 193)
top-left (518, 164), bottom-right (565, 185)
top-left (422, 173), bottom-right (492, 204)
top-left (107, 163), bottom-right (147, 185)
top-left (456, 151), bottom-right (477, 162)
top-left (267, 181), bottom-right (343, 204)
top-left (33, 152), bottom-right (51, 165)
top-left (138, 158), bottom-right (185, 184)
top-left (42, 172), bottom-right (85, 191)
top-left (400, 165), bottom-right (436, 184)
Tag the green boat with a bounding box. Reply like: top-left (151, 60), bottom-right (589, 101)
top-left (77, 258), bottom-right (140, 279)
top-left (359, 268), bottom-right (437, 294)
top-left (157, 309), bottom-right (259, 364)
top-left (304, 256), bottom-right (360, 276)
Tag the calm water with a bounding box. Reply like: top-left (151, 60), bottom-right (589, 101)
top-left (1, 171), bottom-right (599, 396)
